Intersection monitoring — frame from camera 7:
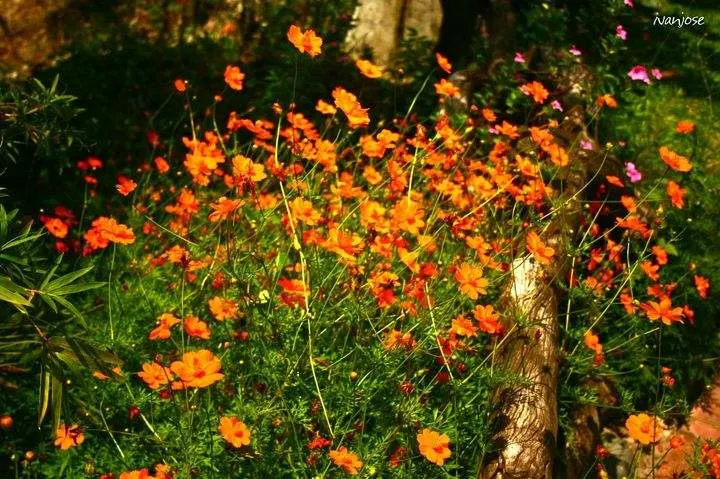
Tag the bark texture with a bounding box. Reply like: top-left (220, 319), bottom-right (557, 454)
top-left (344, 0), bottom-right (442, 66)
top-left (481, 106), bottom-right (593, 479)
top-left (480, 257), bottom-right (560, 479)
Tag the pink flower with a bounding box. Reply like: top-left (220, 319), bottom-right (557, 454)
top-left (628, 65), bottom-right (650, 84)
top-left (626, 162), bottom-right (642, 183)
top-left (624, 0), bottom-right (633, 7)
top-left (651, 68), bottom-right (663, 80)
top-left (580, 139), bottom-right (593, 151)
top-left (616, 25), bottom-right (627, 40)
top-left (551, 100), bottom-right (563, 112)
top-left (569, 45), bottom-right (582, 56)
top-left (514, 52), bottom-right (526, 63)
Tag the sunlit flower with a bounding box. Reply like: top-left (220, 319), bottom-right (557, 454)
top-left (417, 428), bottom-right (451, 466)
top-left (219, 416), bottom-right (251, 448)
top-left (224, 65), bottom-right (245, 91)
top-left (287, 25), bottom-right (322, 57)
top-left (473, 305), bottom-right (502, 335)
top-left (659, 146), bottom-right (692, 172)
top-left (520, 81), bottom-right (549, 104)
top-left (675, 120), bottom-right (695, 134)
top-left (184, 315), bottom-right (211, 340)
top-left (641, 297), bottom-right (684, 325)
top-left (315, 99), bottom-right (337, 115)
top-left (208, 296), bottom-right (238, 321)
top-left (149, 313), bottom-right (181, 340)
top-left (170, 350), bottom-right (223, 389)
top-left (138, 362), bottom-right (173, 389)
top-left (55, 423), bottom-right (85, 450)
top-left (116, 176), bottom-right (137, 196)
top-left (435, 53), bottom-right (452, 73)
top-left (355, 59), bottom-right (383, 79)
top-left (694, 275), bottom-right (710, 299)
top-left (626, 413), bottom-right (662, 445)
top-left (526, 231), bottom-right (554, 265)
top-left (666, 180), bottom-right (687, 209)
top-left (329, 446), bottom-right (363, 475)
top-left (454, 263), bottom-right (488, 300)
top-left (434, 79), bottom-right (461, 98)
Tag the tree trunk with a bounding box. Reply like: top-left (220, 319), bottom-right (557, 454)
top-left (344, 0), bottom-right (442, 66)
top-left (480, 106), bottom-right (593, 479)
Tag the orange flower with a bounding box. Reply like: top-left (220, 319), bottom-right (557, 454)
top-left (174, 78), bottom-right (187, 92)
top-left (315, 99), bottom-right (337, 115)
top-left (224, 65), bottom-right (245, 91)
top-left (54, 423), bottom-right (85, 450)
top-left (626, 413), bottom-right (662, 445)
top-left (182, 132), bottom-right (225, 186)
top-left (42, 217), bottom-right (68, 239)
top-left (435, 52), bottom-right (452, 73)
top-left (84, 217), bottom-right (135, 250)
top-left (170, 349), bottom-right (223, 389)
top-left (652, 245), bottom-right (668, 265)
top-left (138, 362), bottom-right (173, 389)
top-left (290, 197), bottom-right (321, 225)
top-left (116, 176), bottom-right (137, 196)
top-left (208, 197), bottom-right (243, 222)
top-left (154, 156), bottom-right (170, 173)
top-left (526, 231), bottom-right (554, 265)
top-left (384, 329), bottom-right (416, 351)
top-left (615, 215), bottom-right (650, 238)
top-left (583, 330), bottom-right (602, 354)
top-left (434, 79), bottom-right (461, 98)
top-left (277, 277), bottom-right (309, 308)
top-left (219, 416), bottom-right (251, 448)
top-left (641, 297), bottom-right (684, 325)
top-left (473, 304), bottom-right (502, 335)
top-left (119, 469), bottom-right (152, 479)
top-left (417, 428), bottom-right (452, 466)
top-left (497, 121), bottom-right (519, 139)
top-left (390, 199), bottom-right (425, 235)
top-left (694, 274), bottom-right (710, 299)
top-left (331, 87), bottom-right (370, 129)
top-left (641, 261), bottom-right (660, 281)
top-left (659, 146), bottom-right (692, 172)
top-left (595, 94), bottom-right (617, 108)
top-left (454, 263), bottom-right (488, 300)
top-left (329, 446), bottom-right (363, 475)
top-left (520, 81), bottom-right (549, 104)
top-left (355, 59), bottom-right (383, 79)
top-left (232, 155), bottom-right (266, 183)
top-left (666, 180), bottom-right (686, 209)
top-left (183, 315), bottom-right (211, 340)
top-left (482, 108), bottom-right (496, 122)
top-left (149, 313), bottom-right (181, 340)
top-left (208, 296), bottom-right (238, 321)
top-left (287, 25), bottom-right (322, 57)
top-left (620, 195), bottom-right (637, 213)
top-left (451, 315), bottom-right (478, 337)
top-left (605, 175), bottom-right (624, 188)
top-left (675, 120), bottom-right (695, 134)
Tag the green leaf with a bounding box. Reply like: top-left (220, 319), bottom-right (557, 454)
top-left (44, 265), bottom-right (94, 292)
top-left (0, 276), bottom-right (31, 307)
top-left (51, 376), bottom-right (63, 431)
top-left (38, 368), bottom-right (50, 426)
top-left (1, 230), bottom-right (42, 251)
top-left (52, 295), bottom-right (88, 328)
